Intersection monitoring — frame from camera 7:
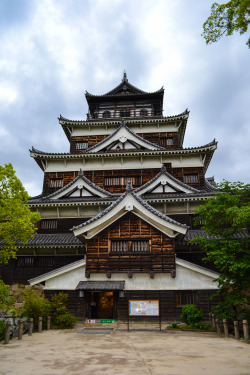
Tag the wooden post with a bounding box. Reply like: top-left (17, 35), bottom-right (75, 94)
top-left (28, 318), bottom-right (33, 336)
top-left (243, 320), bottom-right (249, 342)
top-left (47, 316), bottom-right (51, 330)
top-left (4, 320), bottom-right (11, 344)
top-left (215, 318), bottom-right (221, 335)
top-left (18, 320), bottom-right (23, 340)
top-left (211, 314), bottom-right (216, 328)
top-left (38, 317), bottom-right (42, 333)
top-left (234, 321), bottom-right (240, 340)
top-left (223, 319), bottom-right (229, 338)
top-left (209, 313), bottom-right (212, 325)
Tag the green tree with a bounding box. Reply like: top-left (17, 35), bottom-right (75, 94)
top-left (190, 181), bottom-right (250, 319)
top-left (0, 163), bottom-right (40, 263)
top-left (202, 1), bottom-right (250, 48)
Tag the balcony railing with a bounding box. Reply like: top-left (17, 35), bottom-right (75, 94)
top-left (86, 109), bottom-right (163, 121)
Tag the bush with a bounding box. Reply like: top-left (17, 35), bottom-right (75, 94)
top-left (0, 280), bottom-right (17, 316)
top-left (53, 313), bottom-right (77, 329)
top-left (0, 320), bottom-right (6, 341)
top-left (180, 304), bottom-right (203, 328)
top-left (50, 292), bottom-right (77, 329)
top-left (22, 290), bottom-right (51, 329)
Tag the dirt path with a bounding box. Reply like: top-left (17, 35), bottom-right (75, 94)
top-left (0, 329), bottom-right (249, 375)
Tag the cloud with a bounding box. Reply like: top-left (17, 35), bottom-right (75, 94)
top-left (0, 0), bottom-right (249, 196)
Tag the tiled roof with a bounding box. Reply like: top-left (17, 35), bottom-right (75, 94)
top-left (16, 233), bottom-right (83, 246)
top-left (72, 183), bottom-right (188, 231)
top-left (76, 281), bottom-right (125, 290)
top-left (182, 229), bottom-right (249, 242)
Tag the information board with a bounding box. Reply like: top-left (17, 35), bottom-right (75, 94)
top-left (129, 300), bottom-right (159, 316)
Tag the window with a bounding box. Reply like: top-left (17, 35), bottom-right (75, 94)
top-left (17, 257), bottom-right (55, 268)
top-left (160, 137), bottom-right (173, 147)
top-left (103, 110), bottom-right (111, 118)
top-left (104, 176), bottom-right (140, 186)
top-left (41, 220), bottom-right (57, 230)
top-left (140, 109), bottom-right (148, 116)
top-left (176, 291), bottom-right (196, 306)
top-left (120, 109), bottom-right (130, 117)
top-left (49, 179), bottom-right (63, 188)
top-left (111, 240), bottom-right (150, 253)
top-left (17, 257), bottom-right (34, 267)
top-left (183, 175), bottom-right (199, 184)
top-left (76, 142), bottom-right (88, 150)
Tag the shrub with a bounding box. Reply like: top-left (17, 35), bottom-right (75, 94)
top-left (0, 280), bottom-right (17, 316)
top-left (22, 290), bottom-right (51, 329)
top-left (180, 304), bottom-right (203, 328)
top-left (0, 320), bottom-right (6, 341)
top-left (53, 313), bottom-right (77, 329)
top-left (50, 292), bottom-right (77, 329)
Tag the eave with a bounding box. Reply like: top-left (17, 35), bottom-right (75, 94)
top-left (58, 111), bottom-right (189, 144)
top-left (30, 139), bottom-right (217, 172)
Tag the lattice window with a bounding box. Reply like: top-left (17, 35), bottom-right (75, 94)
top-left (111, 240), bottom-right (150, 253)
top-left (76, 142), bottom-right (88, 150)
top-left (120, 109), bottom-right (130, 117)
top-left (183, 175), bottom-right (199, 184)
top-left (104, 176), bottom-right (140, 186)
top-left (36, 257), bottom-right (54, 267)
top-left (111, 241), bottom-right (129, 252)
top-left (140, 109), bottom-right (148, 116)
top-left (160, 137), bottom-right (173, 147)
top-left (176, 291), bottom-right (197, 306)
top-left (131, 240), bottom-right (150, 252)
top-left (41, 220), bottom-right (57, 230)
top-left (17, 257), bottom-right (34, 267)
top-left (49, 179), bottom-right (63, 188)
top-left (103, 110), bottom-right (111, 118)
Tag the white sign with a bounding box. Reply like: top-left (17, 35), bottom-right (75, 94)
top-left (129, 300), bottom-right (159, 316)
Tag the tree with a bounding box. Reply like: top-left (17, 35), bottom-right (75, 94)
top-left (0, 163), bottom-right (40, 264)
top-left (190, 181), bottom-right (250, 319)
top-left (202, 1), bottom-right (250, 48)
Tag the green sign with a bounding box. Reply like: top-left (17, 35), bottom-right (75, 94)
top-left (101, 319), bottom-right (115, 323)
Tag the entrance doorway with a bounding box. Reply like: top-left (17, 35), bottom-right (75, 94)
top-left (90, 291), bottom-right (114, 319)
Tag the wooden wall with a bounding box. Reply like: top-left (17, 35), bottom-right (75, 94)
top-left (0, 256), bottom-right (84, 284)
top-left (70, 132), bottom-right (179, 153)
top-left (86, 212), bottom-right (175, 274)
top-left (42, 166), bottom-right (205, 195)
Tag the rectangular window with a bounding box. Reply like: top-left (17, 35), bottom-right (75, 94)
top-left (17, 257), bottom-right (34, 267)
top-left (76, 142), bottom-right (88, 150)
top-left (176, 291), bottom-right (196, 306)
top-left (104, 176), bottom-right (140, 186)
top-left (49, 179), bottom-right (63, 188)
top-left (111, 240), bottom-right (150, 253)
top-left (36, 257), bottom-right (54, 267)
top-left (183, 175), bottom-right (199, 184)
top-left (41, 220), bottom-right (57, 230)
top-left (160, 137), bottom-right (173, 147)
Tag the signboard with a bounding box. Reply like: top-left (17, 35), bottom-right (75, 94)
top-left (129, 300), bottom-right (159, 316)
top-left (88, 320), bottom-right (115, 324)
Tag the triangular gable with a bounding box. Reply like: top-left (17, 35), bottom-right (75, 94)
top-left (44, 170), bottom-right (113, 200)
top-left (104, 72), bottom-right (146, 95)
top-left (73, 183), bottom-right (187, 240)
top-left (136, 165), bottom-right (200, 196)
top-left (83, 121), bottom-right (165, 154)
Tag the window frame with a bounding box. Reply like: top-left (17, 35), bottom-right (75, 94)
top-left (110, 239), bottom-right (151, 254)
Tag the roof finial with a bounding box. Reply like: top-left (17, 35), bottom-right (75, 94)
top-left (121, 119), bottom-right (126, 127)
top-left (78, 169), bottom-right (83, 176)
top-left (126, 181), bottom-right (133, 192)
top-left (161, 164), bottom-right (166, 173)
top-left (122, 70), bottom-right (128, 82)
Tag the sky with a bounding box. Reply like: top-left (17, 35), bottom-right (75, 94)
top-left (0, 0), bottom-right (249, 196)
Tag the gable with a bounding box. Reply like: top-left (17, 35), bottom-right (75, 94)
top-left (84, 123), bottom-right (164, 154)
top-left (44, 173), bottom-right (112, 200)
top-left (73, 189), bottom-right (187, 240)
top-left (136, 166), bottom-right (199, 196)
